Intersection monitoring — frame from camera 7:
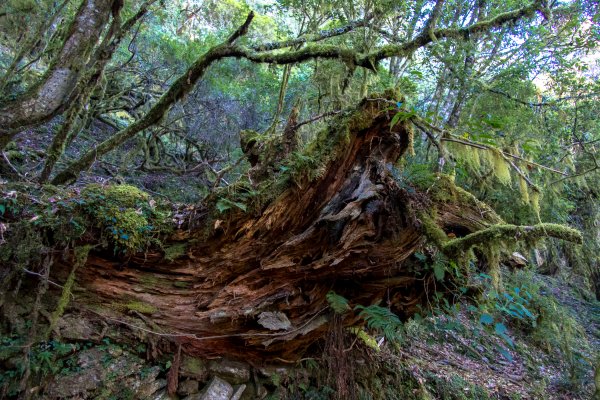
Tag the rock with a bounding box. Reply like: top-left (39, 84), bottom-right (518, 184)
top-left (238, 382), bottom-right (259, 400)
top-left (230, 384), bottom-right (246, 400)
top-left (208, 359), bottom-right (250, 385)
top-left (509, 252), bottom-right (527, 268)
top-left (178, 379), bottom-right (200, 396)
top-left (181, 355), bottom-right (209, 380)
top-left (257, 311), bottom-right (291, 331)
top-left (135, 376), bottom-right (166, 398)
top-left (185, 376), bottom-right (233, 400)
top-left (44, 348), bottom-right (165, 399)
top-left (150, 389), bottom-right (172, 400)
top-left (256, 384), bottom-right (269, 399)
top-left (258, 365), bottom-right (291, 379)
top-left (57, 314), bottom-right (97, 340)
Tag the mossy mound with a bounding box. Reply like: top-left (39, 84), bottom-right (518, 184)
top-left (0, 183), bottom-right (172, 259)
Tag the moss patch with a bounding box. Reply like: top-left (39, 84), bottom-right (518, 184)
top-left (125, 301), bottom-right (157, 315)
top-left (163, 242), bottom-right (187, 262)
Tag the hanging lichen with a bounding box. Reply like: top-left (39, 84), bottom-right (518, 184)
top-left (482, 245), bottom-right (502, 289)
top-left (448, 142), bottom-right (481, 171)
top-left (531, 188), bottom-right (541, 222)
top-left (484, 148), bottom-right (511, 186)
top-left (519, 176), bottom-right (530, 205)
top-left (407, 123), bottom-right (415, 156)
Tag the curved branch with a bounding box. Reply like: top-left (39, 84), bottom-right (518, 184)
top-left (443, 223), bottom-right (582, 255)
top-left (51, 2), bottom-right (545, 184)
top-left (251, 15), bottom-right (372, 52)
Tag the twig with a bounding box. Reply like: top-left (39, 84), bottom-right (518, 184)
top-left (295, 110), bottom-right (342, 129)
top-left (1, 151), bottom-right (26, 179)
top-left (21, 268), bottom-right (65, 290)
top-left (227, 12), bottom-right (255, 44)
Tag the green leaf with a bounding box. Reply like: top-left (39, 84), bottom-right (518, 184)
top-left (0, 204), bottom-right (5, 215)
top-left (498, 345), bottom-right (513, 361)
top-left (414, 252), bottom-right (427, 262)
top-left (494, 322), bottom-right (507, 334)
top-left (390, 112), bottom-right (403, 129)
top-left (433, 261), bottom-right (445, 281)
top-left (216, 198), bottom-right (247, 213)
top-left (479, 313), bottom-right (494, 325)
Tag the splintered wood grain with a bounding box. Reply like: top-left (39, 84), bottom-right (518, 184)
top-left (55, 101), bottom-right (496, 362)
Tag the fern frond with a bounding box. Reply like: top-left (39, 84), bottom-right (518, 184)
top-left (326, 291), bottom-right (351, 314)
top-left (354, 304), bottom-right (403, 341)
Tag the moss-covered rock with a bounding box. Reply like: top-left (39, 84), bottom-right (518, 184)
top-left (80, 184), bottom-right (170, 253)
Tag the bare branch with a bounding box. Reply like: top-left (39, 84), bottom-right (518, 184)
top-left (227, 12), bottom-right (255, 44)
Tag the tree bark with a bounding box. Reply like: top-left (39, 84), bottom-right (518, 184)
top-left (1, 96), bottom-right (581, 365)
top-left (4, 97), bottom-right (530, 364)
top-left (0, 0), bottom-right (115, 139)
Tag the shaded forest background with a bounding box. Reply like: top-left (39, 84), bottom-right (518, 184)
top-left (0, 0), bottom-right (599, 399)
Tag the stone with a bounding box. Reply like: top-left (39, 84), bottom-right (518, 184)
top-left (135, 376), bottom-right (166, 398)
top-left (230, 384), bottom-right (247, 400)
top-left (256, 384), bottom-right (269, 399)
top-left (208, 359), bottom-right (250, 385)
top-left (180, 355), bottom-right (209, 380)
top-left (44, 348), bottom-right (166, 399)
top-left (150, 389), bottom-right (172, 400)
top-left (178, 379), bottom-right (200, 396)
top-left (258, 365), bottom-right (291, 379)
top-left (257, 311), bottom-right (291, 331)
top-left (184, 376), bottom-right (233, 400)
top-left (510, 251), bottom-right (527, 267)
top-left (57, 314), bottom-right (97, 340)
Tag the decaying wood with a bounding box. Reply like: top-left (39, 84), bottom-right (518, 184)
top-left (35, 97), bottom-right (508, 363)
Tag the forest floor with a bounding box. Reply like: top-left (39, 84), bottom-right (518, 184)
top-left (393, 272), bottom-right (600, 399)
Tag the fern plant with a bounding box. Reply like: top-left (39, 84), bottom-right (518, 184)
top-left (326, 291), bottom-right (404, 343)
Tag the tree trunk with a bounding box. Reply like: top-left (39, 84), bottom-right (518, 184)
top-left (1, 96), bottom-right (579, 365)
top-left (0, 0), bottom-right (115, 139)
top-left (16, 98), bottom-right (482, 361)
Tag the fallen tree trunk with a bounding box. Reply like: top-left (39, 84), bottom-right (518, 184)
top-left (0, 96), bottom-right (581, 364)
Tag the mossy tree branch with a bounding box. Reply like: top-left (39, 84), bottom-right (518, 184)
top-left (39, 0), bottom-right (158, 183)
top-left (442, 223), bottom-right (582, 256)
top-left (51, 1), bottom-right (545, 184)
top-left (51, 12), bottom-right (256, 185)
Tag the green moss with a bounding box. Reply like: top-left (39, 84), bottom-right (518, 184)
top-left (419, 211), bottom-right (450, 248)
top-left (443, 223), bottom-right (582, 257)
top-left (82, 184), bottom-right (149, 208)
top-left (429, 175), bottom-right (503, 224)
top-left (139, 274), bottom-right (161, 286)
top-left (46, 245), bottom-right (92, 337)
top-left (180, 355), bottom-right (207, 378)
top-left (79, 184), bottom-right (169, 253)
top-left (125, 301), bottom-right (157, 315)
top-left (163, 243), bottom-right (187, 262)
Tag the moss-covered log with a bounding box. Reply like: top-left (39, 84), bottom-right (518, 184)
top-left (0, 96), bottom-right (581, 364)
